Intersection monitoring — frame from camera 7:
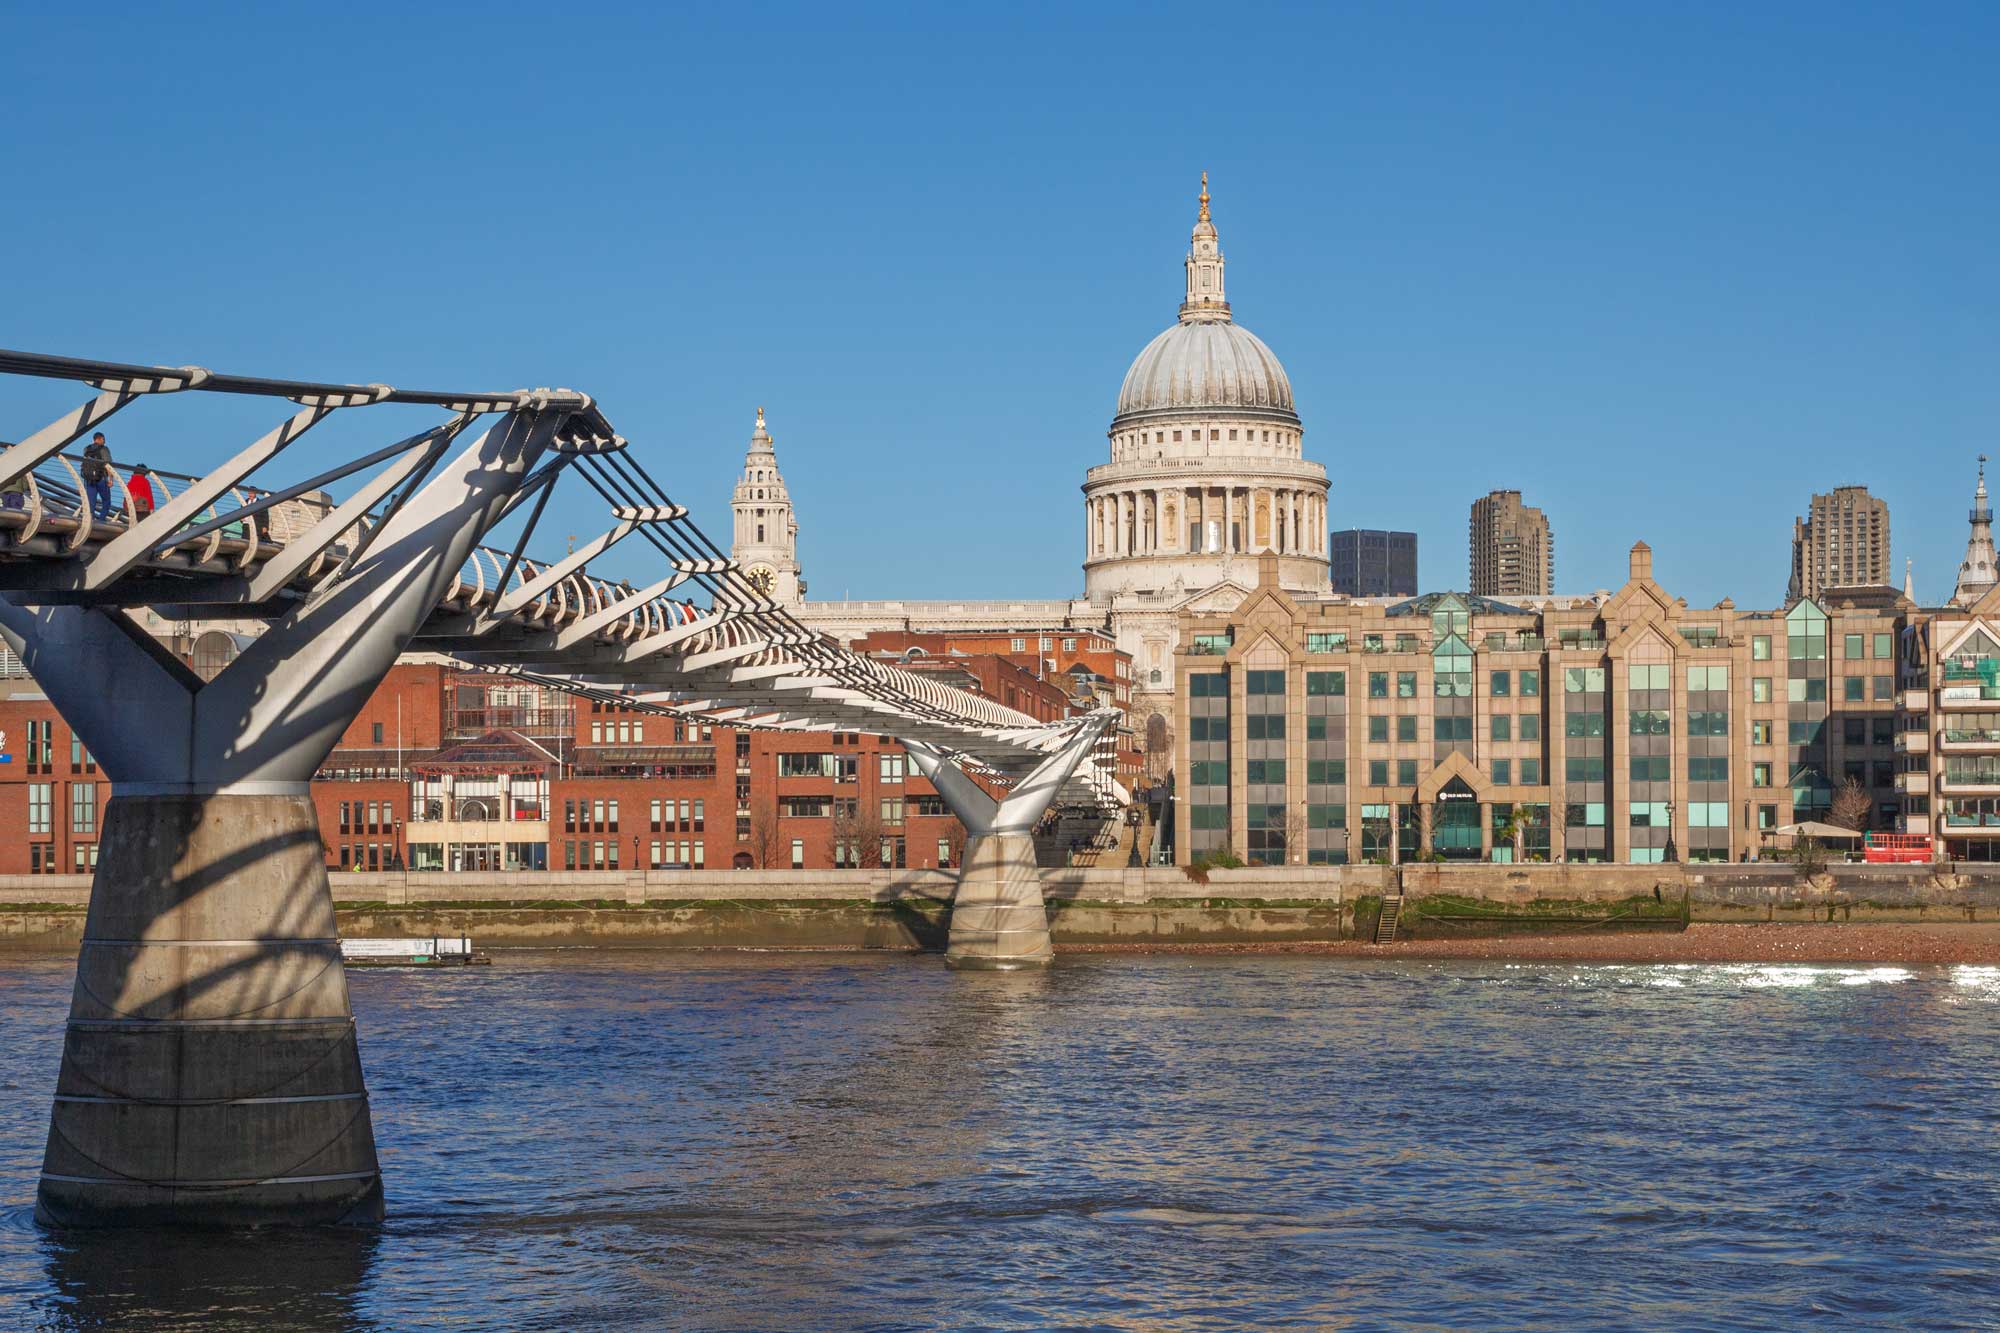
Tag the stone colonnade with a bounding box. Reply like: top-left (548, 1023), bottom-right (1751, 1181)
top-left (1087, 485), bottom-right (1326, 561)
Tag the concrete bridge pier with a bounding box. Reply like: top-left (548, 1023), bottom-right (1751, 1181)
top-left (906, 720), bottom-right (1111, 971)
top-left (0, 408), bottom-right (563, 1226)
top-left (40, 786), bottom-right (382, 1226)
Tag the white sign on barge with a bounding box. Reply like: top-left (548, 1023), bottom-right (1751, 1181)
top-left (339, 937), bottom-right (491, 968)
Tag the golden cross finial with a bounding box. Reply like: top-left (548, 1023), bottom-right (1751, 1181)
top-left (1198, 170), bottom-right (1210, 221)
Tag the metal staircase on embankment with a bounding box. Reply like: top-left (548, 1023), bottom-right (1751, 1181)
top-left (1374, 894), bottom-right (1404, 944)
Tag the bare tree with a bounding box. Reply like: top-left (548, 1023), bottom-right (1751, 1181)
top-left (830, 799), bottom-right (883, 870)
top-left (1829, 778), bottom-right (1872, 832)
top-left (745, 797), bottom-right (784, 869)
top-left (1284, 807), bottom-right (1310, 865)
top-left (939, 817), bottom-right (967, 869)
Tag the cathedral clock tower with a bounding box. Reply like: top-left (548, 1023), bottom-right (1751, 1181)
top-left (730, 407), bottom-right (804, 606)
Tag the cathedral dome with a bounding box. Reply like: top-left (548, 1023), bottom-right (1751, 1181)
top-left (1114, 320), bottom-right (1296, 422)
top-left (1110, 173), bottom-right (1299, 428)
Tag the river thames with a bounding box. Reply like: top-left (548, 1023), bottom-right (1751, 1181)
top-left (1, 950), bottom-right (1998, 1330)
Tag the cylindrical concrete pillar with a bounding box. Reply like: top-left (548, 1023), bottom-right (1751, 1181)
top-left (37, 790), bottom-right (382, 1227)
top-left (944, 833), bottom-right (1053, 970)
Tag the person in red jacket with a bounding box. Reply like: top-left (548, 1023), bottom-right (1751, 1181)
top-left (128, 463), bottom-right (156, 519)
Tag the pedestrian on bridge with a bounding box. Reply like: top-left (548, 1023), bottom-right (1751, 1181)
top-left (80, 432), bottom-right (113, 522)
top-left (129, 464), bottom-right (156, 519)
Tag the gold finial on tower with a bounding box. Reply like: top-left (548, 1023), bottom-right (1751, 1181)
top-left (756, 405), bottom-right (765, 429)
top-left (1198, 170), bottom-right (1210, 222)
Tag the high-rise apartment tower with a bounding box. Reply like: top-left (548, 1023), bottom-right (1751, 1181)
top-left (1788, 485), bottom-right (1889, 602)
top-left (1468, 490), bottom-right (1553, 597)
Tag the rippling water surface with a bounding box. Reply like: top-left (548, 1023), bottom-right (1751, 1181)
top-left (2, 950), bottom-right (1999, 1330)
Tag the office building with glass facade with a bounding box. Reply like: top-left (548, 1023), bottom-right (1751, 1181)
top-left (1175, 546), bottom-right (1921, 866)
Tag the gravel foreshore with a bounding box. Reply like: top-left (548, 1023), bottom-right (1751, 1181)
top-left (1069, 923), bottom-right (2000, 965)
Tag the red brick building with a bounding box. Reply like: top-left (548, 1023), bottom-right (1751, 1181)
top-left (0, 649), bottom-right (1093, 877)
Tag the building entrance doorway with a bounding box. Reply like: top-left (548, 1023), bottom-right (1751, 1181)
top-left (1433, 779), bottom-right (1482, 860)
top-left (451, 843), bottom-right (500, 872)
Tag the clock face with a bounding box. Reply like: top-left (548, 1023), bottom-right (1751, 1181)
top-left (745, 565), bottom-right (776, 597)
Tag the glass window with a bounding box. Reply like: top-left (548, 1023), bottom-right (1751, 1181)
top-left (1396, 716), bottom-right (1417, 743)
top-left (1491, 714), bottom-right (1511, 741)
top-left (1564, 712), bottom-right (1605, 738)
top-left (1519, 758), bottom-right (1541, 784)
top-left (1396, 759), bottom-right (1418, 787)
top-left (1752, 635), bottom-right (1771, 661)
top-left (1873, 633), bottom-right (1892, 659)
top-left (1368, 760), bottom-right (1389, 786)
top-left (1629, 755), bottom-right (1670, 782)
top-left (1520, 670), bottom-right (1540, 697)
top-left (1873, 675), bottom-right (1892, 701)
top-left (1368, 672), bottom-right (1388, 699)
top-left (1492, 759), bottom-right (1511, 785)
top-left (1306, 671), bottom-right (1345, 696)
top-left (1627, 663), bottom-right (1670, 690)
top-left (1751, 677), bottom-right (1772, 703)
top-left (1396, 672), bottom-right (1417, 698)
top-left (1306, 632), bottom-right (1347, 654)
top-left (1630, 710), bottom-right (1671, 736)
top-left (1688, 711), bottom-right (1728, 737)
top-left (1843, 676), bottom-right (1864, 702)
top-left (1688, 665), bottom-right (1728, 691)
top-left (1843, 633), bottom-right (1863, 659)
top-left (1368, 716), bottom-right (1388, 743)
top-left (1491, 671), bottom-right (1511, 697)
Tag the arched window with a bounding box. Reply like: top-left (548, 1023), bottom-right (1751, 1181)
top-left (191, 631), bottom-right (240, 682)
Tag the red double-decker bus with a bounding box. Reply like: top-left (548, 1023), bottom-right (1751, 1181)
top-left (1863, 832), bottom-right (1932, 864)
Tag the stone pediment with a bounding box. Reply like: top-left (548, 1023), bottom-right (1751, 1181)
top-left (1176, 578), bottom-right (1255, 615)
top-left (1416, 750), bottom-right (1496, 804)
top-left (1607, 619), bottom-right (1678, 661)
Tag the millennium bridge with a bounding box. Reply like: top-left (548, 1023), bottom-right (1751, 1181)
top-left (0, 349), bottom-right (1117, 1228)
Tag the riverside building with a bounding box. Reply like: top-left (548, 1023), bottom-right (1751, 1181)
top-left (1176, 546), bottom-right (1920, 866)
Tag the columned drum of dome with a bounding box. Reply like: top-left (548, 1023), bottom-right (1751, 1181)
top-left (1084, 176), bottom-right (1330, 605)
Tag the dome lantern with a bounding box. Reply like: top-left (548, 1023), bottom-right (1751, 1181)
top-left (1180, 171), bottom-right (1229, 324)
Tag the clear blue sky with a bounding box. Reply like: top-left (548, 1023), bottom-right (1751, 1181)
top-left (2, 2), bottom-right (1994, 606)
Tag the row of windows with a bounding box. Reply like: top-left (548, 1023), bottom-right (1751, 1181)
top-left (27, 843), bottom-right (97, 874)
top-left (650, 798), bottom-right (706, 831)
top-left (25, 783), bottom-right (94, 835)
top-left (1748, 631), bottom-right (1894, 661)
